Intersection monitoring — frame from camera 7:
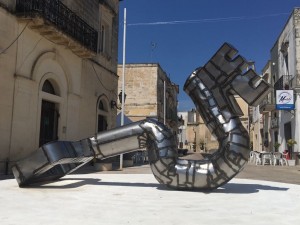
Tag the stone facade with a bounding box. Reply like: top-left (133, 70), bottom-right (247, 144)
top-left (0, 0), bottom-right (121, 173)
top-left (256, 8), bottom-right (300, 162)
top-left (178, 96), bottom-right (249, 153)
top-left (252, 61), bottom-right (274, 152)
top-left (117, 63), bottom-right (179, 133)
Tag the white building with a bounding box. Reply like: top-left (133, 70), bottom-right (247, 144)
top-left (259, 8), bottom-right (300, 164)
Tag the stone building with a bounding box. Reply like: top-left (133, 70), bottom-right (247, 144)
top-left (0, 0), bottom-right (121, 173)
top-left (252, 61), bottom-right (273, 152)
top-left (177, 110), bottom-right (216, 153)
top-left (178, 96), bottom-right (250, 153)
top-left (257, 8), bottom-right (300, 163)
top-left (117, 63), bottom-right (179, 133)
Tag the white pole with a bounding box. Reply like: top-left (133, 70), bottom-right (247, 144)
top-left (164, 80), bottom-right (166, 124)
top-left (120, 8), bottom-right (126, 170)
top-left (258, 113), bottom-right (261, 152)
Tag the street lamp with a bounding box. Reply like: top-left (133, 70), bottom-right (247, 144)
top-left (118, 90), bottom-right (126, 104)
top-left (111, 91), bottom-right (126, 110)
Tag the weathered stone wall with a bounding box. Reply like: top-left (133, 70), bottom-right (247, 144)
top-left (0, 0), bottom-right (16, 11)
top-left (0, 7), bottom-right (17, 172)
top-left (118, 64), bottom-right (159, 122)
top-left (0, 0), bottom-right (121, 174)
top-left (117, 64), bottom-right (178, 131)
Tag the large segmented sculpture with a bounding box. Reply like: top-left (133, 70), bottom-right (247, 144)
top-left (12, 43), bottom-right (271, 190)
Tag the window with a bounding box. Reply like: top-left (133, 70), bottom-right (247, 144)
top-left (99, 25), bottom-right (105, 53)
top-left (280, 41), bottom-right (289, 74)
top-left (98, 100), bottom-right (105, 110)
top-left (97, 99), bottom-right (108, 132)
top-left (42, 80), bottom-right (56, 95)
top-left (274, 131), bottom-right (278, 143)
top-left (98, 6), bottom-right (112, 57)
top-left (98, 21), bottom-right (111, 57)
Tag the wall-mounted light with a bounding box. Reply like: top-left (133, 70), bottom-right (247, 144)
top-left (111, 91), bottom-right (127, 110)
top-left (110, 100), bottom-right (121, 110)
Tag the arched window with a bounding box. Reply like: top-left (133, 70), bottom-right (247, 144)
top-left (98, 100), bottom-right (105, 110)
top-left (42, 80), bottom-right (56, 95)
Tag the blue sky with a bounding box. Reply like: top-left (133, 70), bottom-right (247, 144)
top-left (118, 0), bottom-right (299, 111)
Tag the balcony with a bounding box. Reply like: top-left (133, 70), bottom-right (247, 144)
top-left (274, 75), bottom-right (293, 91)
top-left (15, 0), bottom-right (97, 58)
top-left (259, 97), bottom-right (275, 113)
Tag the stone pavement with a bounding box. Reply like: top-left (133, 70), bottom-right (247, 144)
top-left (76, 162), bottom-right (300, 185)
top-left (237, 163), bottom-right (300, 185)
top-left (0, 163), bottom-right (300, 225)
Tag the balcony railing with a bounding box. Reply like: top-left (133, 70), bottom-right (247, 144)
top-left (274, 75), bottom-right (293, 91)
top-left (15, 0), bottom-right (98, 54)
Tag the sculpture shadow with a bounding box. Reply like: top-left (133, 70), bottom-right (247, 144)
top-left (212, 182), bottom-right (289, 194)
top-left (25, 177), bottom-right (289, 194)
top-left (0, 175), bottom-right (14, 181)
top-left (26, 177), bottom-right (164, 190)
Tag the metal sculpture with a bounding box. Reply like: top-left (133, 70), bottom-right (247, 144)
top-left (12, 43), bottom-right (271, 190)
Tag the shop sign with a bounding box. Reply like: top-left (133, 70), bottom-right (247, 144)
top-left (276, 90), bottom-right (294, 110)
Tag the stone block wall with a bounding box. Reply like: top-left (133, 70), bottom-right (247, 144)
top-left (118, 64), bottom-right (159, 122)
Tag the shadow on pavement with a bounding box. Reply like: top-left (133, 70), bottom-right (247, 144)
top-left (23, 177), bottom-right (289, 194)
top-left (0, 175), bottom-right (14, 181)
top-left (214, 182), bottom-right (289, 194)
top-left (25, 177), bottom-right (162, 189)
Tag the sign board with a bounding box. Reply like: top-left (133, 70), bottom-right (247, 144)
top-left (276, 90), bottom-right (294, 110)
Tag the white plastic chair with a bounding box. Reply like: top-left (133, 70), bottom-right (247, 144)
top-left (142, 150), bottom-right (148, 163)
top-left (273, 152), bottom-right (280, 166)
top-left (282, 152), bottom-right (289, 159)
top-left (262, 153), bottom-right (272, 165)
top-left (272, 152), bottom-right (285, 166)
top-left (254, 152), bottom-right (262, 165)
top-left (280, 152), bottom-right (288, 166)
top-left (249, 151), bottom-right (255, 164)
top-left (133, 151), bottom-right (144, 164)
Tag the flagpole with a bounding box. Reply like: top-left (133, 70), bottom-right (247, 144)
top-left (120, 8), bottom-right (126, 170)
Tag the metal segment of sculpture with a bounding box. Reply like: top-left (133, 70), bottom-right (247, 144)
top-left (12, 43), bottom-right (271, 190)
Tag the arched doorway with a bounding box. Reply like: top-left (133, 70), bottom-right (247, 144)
top-left (39, 80), bottom-right (59, 146)
top-left (97, 99), bottom-right (108, 132)
top-left (96, 96), bottom-right (109, 133)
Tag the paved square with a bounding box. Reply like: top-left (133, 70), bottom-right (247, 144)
top-left (1, 174), bottom-right (299, 225)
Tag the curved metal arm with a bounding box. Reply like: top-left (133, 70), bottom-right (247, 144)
top-left (12, 43), bottom-right (271, 190)
top-left (149, 43), bottom-right (271, 190)
top-left (12, 119), bottom-right (175, 186)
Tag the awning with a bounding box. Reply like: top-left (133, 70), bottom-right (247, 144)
top-left (116, 113), bottom-right (133, 127)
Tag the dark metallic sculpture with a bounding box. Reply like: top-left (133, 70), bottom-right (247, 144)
top-left (12, 43), bottom-right (271, 190)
